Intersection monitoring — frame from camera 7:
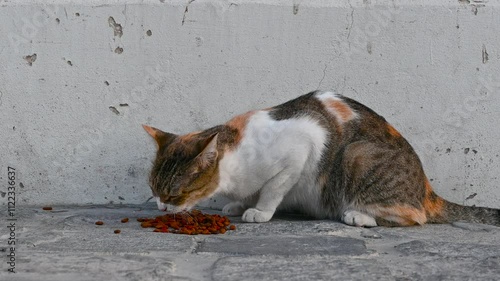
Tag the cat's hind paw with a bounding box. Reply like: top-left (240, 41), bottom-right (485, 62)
top-left (222, 202), bottom-right (246, 216)
top-left (342, 210), bottom-right (377, 227)
top-left (242, 208), bottom-right (273, 223)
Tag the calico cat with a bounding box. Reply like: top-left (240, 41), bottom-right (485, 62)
top-left (143, 90), bottom-right (500, 227)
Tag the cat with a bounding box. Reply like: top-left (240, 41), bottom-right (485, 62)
top-left (143, 90), bottom-right (500, 227)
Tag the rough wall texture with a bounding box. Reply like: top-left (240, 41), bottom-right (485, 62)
top-left (1, 0), bottom-right (499, 209)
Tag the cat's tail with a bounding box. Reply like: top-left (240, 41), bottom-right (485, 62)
top-left (424, 180), bottom-right (500, 226)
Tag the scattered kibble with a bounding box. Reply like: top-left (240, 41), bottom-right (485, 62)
top-left (114, 229), bottom-right (121, 234)
top-left (137, 209), bottom-right (235, 235)
top-left (121, 218), bottom-right (129, 223)
top-left (42, 206), bottom-right (53, 211)
top-left (95, 221), bottom-right (104, 225)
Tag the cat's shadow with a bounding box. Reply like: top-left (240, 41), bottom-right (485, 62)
top-left (226, 211), bottom-right (319, 223)
top-left (273, 211), bottom-right (318, 221)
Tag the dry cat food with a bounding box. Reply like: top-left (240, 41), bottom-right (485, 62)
top-left (114, 229), bottom-right (121, 234)
top-left (121, 218), bottom-right (129, 223)
top-left (137, 209), bottom-right (235, 235)
top-left (95, 221), bottom-right (104, 225)
top-left (42, 206), bottom-right (53, 211)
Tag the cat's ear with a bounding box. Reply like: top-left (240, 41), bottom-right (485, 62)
top-left (196, 133), bottom-right (219, 169)
top-left (142, 125), bottom-right (177, 148)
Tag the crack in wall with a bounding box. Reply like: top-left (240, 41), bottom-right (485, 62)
top-left (182, 0), bottom-right (196, 26)
top-left (482, 44), bottom-right (489, 64)
top-left (317, 65), bottom-right (328, 90)
top-left (346, 0), bottom-right (355, 49)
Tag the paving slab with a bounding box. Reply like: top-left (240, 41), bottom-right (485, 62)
top-left (211, 256), bottom-right (394, 281)
top-left (11, 252), bottom-right (176, 281)
top-left (1, 204), bottom-right (500, 281)
top-left (198, 236), bottom-right (367, 256)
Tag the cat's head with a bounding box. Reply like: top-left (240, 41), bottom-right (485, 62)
top-left (143, 125), bottom-right (220, 212)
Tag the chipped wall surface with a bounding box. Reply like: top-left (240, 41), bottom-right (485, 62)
top-left (1, 0), bottom-right (500, 209)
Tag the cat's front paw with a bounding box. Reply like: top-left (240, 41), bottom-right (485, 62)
top-left (242, 208), bottom-right (273, 223)
top-left (222, 202), bottom-right (246, 216)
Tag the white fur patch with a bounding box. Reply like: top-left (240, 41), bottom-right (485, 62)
top-left (315, 91), bottom-right (342, 102)
top-left (216, 110), bottom-right (328, 218)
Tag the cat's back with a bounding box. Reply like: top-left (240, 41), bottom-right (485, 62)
top-left (269, 91), bottom-right (383, 123)
top-left (267, 91), bottom-right (399, 143)
top-left (224, 90), bottom-right (402, 152)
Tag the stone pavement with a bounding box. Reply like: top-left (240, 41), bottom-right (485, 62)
top-left (2, 204), bottom-right (500, 281)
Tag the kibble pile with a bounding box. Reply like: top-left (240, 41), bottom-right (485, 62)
top-left (137, 209), bottom-right (236, 235)
top-left (43, 207), bottom-right (236, 235)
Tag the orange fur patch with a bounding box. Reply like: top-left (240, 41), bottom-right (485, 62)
top-left (423, 179), bottom-right (445, 219)
top-left (322, 99), bottom-right (356, 124)
top-left (366, 204), bottom-right (427, 226)
top-left (387, 124), bottom-right (402, 137)
top-left (327, 100), bottom-right (355, 123)
top-left (225, 111), bottom-right (255, 147)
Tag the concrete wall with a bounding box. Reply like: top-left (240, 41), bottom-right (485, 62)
top-left (1, 0), bottom-right (500, 209)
